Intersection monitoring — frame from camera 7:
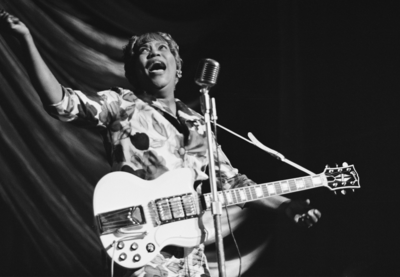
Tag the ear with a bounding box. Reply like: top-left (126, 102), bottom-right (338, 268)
top-left (175, 69), bottom-right (182, 85)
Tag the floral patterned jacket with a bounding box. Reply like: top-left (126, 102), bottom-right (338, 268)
top-left (46, 86), bottom-right (254, 191)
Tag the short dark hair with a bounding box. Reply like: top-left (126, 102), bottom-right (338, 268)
top-left (123, 32), bottom-right (183, 90)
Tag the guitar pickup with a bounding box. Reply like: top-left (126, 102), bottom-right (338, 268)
top-left (153, 193), bottom-right (198, 225)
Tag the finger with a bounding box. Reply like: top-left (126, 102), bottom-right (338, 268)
top-left (307, 210), bottom-right (319, 223)
top-left (0, 12), bottom-right (8, 22)
top-left (301, 216), bottom-right (312, 228)
top-left (0, 10), bottom-right (9, 18)
top-left (313, 209), bottom-right (322, 219)
top-left (298, 199), bottom-right (311, 210)
top-left (295, 214), bottom-right (309, 227)
top-left (294, 214), bottom-right (303, 223)
top-left (0, 14), bottom-right (11, 25)
top-left (11, 17), bottom-right (20, 24)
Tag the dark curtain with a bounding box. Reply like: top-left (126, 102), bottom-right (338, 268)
top-left (1, 1), bottom-right (399, 276)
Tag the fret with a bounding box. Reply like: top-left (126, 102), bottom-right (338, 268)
top-left (267, 183), bottom-right (276, 195)
top-left (203, 173), bottom-right (327, 211)
top-left (295, 178), bottom-right (305, 189)
top-left (304, 176), bottom-right (313, 188)
top-left (245, 187), bottom-right (252, 201)
top-left (250, 186), bottom-right (257, 199)
top-left (218, 192), bottom-right (225, 205)
top-left (255, 185), bottom-right (263, 198)
top-left (231, 190), bottom-right (238, 204)
top-left (274, 182), bottom-right (282, 195)
top-left (289, 179), bottom-right (297, 191)
top-left (235, 189), bottom-right (241, 203)
top-left (312, 175), bottom-right (323, 186)
top-left (281, 181), bottom-right (290, 193)
top-left (262, 184), bottom-right (269, 197)
top-left (238, 188), bottom-right (247, 202)
top-left (224, 191), bottom-right (233, 204)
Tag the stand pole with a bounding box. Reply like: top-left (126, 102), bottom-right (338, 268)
top-left (200, 88), bottom-right (226, 277)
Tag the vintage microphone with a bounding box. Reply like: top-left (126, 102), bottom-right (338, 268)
top-left (195, 58), bottom-right (220, 89)
top-left (195, 58), bottom-right (226, 277)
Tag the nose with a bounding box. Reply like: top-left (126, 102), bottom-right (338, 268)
top-left (148, 46), bottom-right (161, 58)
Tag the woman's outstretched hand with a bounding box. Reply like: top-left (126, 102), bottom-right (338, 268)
top-left (0, 10), bottom-right (30, 38)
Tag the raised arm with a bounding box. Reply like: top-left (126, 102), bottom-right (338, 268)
top-left (0, 10), bottom-right (62, 104)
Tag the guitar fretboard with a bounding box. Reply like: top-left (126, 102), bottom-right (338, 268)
top-left (202, 174), bottom-right (326, 210)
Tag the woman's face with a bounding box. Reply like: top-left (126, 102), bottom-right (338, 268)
top-left (133, 39), bottom-right (177, 96)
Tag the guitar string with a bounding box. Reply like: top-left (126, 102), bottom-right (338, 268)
top-left (143, 179), bottom-right (326, 226)
top-left (151, 179), bottom-right (319, 212)
top-left (145, 176), bottom-right (327, 222)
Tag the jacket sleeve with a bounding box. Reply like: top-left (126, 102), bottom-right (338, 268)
top-left (44, 86), bottom-right (125, 128)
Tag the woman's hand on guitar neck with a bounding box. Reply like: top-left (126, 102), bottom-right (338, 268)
top-left (283, 199), bottom-right (321, 228)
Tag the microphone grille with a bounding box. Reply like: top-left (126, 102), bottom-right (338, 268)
top-left (195, 58), bottom-right (220, 88)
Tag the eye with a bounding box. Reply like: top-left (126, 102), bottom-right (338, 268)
top-left (139, 47), bottom-right (149, 54)
top-left (159, 44), bottom-right (168, 51)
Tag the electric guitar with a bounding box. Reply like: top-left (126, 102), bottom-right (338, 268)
top-left (93, 163), bottom-right (359, 269)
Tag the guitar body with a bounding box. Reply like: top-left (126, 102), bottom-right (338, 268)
top-left (93, 168), bottom-right (207, 269)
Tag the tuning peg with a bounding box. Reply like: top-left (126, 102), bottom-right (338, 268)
top-left (334, 191), bottom-right (337, 195)
top-left (352, 189), bottom-right (355, 192)
top-left (341, 190), bottom-right (346, 195)
top-left (342, 162), bottom-right (348, 167)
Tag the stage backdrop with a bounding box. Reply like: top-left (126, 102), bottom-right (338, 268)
top-left (0, 1), bottom-right (399, 276)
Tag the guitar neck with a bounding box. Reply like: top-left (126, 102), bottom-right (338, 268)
top-left (202, 173), bottom-right (327, 210)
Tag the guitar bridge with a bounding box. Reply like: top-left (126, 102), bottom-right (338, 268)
top-left (96, 206), bottom-right (145, 235)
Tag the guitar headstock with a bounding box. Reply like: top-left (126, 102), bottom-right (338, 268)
top-left (323, 163), bottom-right (360, 194)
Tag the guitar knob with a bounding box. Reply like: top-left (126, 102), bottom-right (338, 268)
top-left (119, 253), bottom-right (127, 261)
top-left (131, 243), bottom-right (138, 251)
top-left (117, 242), bottom-right (125, 250)
top-left (146, 243), bottom-right (155, 253)
top-left (133, 254), bottom-right (141, 262)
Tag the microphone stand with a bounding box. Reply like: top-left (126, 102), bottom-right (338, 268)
top-left (200, 87), bottom-right (226, 277)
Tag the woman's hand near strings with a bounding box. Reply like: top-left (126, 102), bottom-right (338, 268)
top-left (0, 9), bottom-right (63, 104)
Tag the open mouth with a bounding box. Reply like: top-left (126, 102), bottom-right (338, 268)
top-left (148, 61), bottom-right (166, 73)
